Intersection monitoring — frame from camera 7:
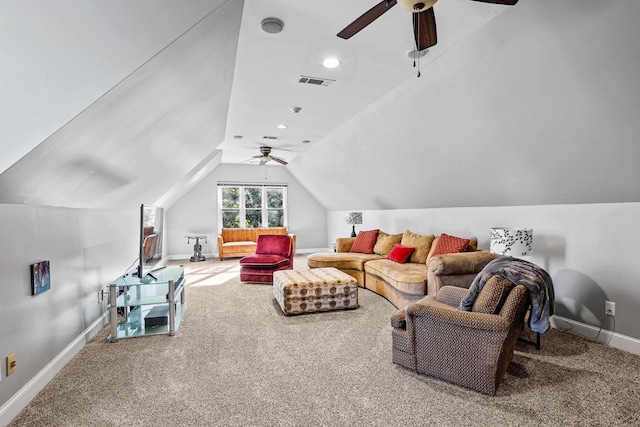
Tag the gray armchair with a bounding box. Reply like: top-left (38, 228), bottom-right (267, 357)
top-left (391, 276), bottom-right (530, 395)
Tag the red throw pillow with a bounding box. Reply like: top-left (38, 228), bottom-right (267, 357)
top-left (350, 229), bottom-right (380, 254)
top-left (430, 233), bottom-right (470, 257)
top-left (387, 244), bottom-right (415, 264)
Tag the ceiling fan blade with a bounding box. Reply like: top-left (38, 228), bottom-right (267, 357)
top-left (471, 0), bottom-right (518, 5)
top-left (272, 157), bottom-right (288, 165)
top-left (413, 8), bottom-right (437, 51)
top-left (337, 0), bottom-right (397, 39)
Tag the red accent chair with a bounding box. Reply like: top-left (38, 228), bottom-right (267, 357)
top-left (239, 234), bottom-right (295, 284)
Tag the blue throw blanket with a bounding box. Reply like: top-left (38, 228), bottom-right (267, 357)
top-left (458, 257), bottom-right (555, 333)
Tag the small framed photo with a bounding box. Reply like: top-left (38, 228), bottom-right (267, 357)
top-left (31, 260), bottom-right (51, 295)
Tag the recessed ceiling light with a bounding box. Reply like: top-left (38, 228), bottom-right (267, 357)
top-left (261, 17), bottom-right (284, 34)
top-left (277, 124), bottom-right (288, 129)
top-left (323, 57), bottom-right (341, 69)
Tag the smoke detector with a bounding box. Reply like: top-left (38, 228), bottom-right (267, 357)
top-left (261, 17), bottom-right (284, 34)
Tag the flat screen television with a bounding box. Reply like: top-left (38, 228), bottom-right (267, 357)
top-left (138, 204), bottom-right (164, 277)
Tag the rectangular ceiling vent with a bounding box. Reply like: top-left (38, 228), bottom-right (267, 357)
top-left (262, 135), bottom-right (282, 140)
top-left (299, 75), bottom-right (335, 87)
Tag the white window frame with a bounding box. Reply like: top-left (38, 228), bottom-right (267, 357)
top-left (217, 183), bottom-right (288, 230)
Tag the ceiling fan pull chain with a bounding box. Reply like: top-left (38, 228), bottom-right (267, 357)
top-left (414, 9), bottom-right (421, 77)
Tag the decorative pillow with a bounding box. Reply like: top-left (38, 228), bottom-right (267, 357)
top-left (400, 230), bottom-right (435, 264)
top-left (429, 233), bottom-right (471, 257)
top-left (349, 229), bottom-right (380, 254)
top-left (373, 232), bottom-right (403, 256)
top-left (471, 276), bottom-right (515, 314)
top-left (387, 244), bottom-right (415, 264)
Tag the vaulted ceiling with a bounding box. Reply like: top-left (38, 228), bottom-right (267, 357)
top-left (1, 0), bottom-right (639, 211)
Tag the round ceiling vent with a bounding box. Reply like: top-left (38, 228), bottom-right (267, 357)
top-left (261, 17), bottom-right (284, 34)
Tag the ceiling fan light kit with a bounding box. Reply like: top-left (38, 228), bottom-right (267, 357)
top-left (252, 146), bottom-right (288, 166)
top-left (407, 49), bottom-right (427, 59)
top-left (397, 0), bottom-right (437, 12)
top-left (339, 0), bottom-right (519, 54)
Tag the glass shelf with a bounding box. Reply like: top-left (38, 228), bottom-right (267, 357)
top-left (107, 265), bottom-right (186, 342)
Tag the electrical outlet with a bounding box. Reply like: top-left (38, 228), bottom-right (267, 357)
top-left (7, 353), bottom-right (16, 376)
top-left (605, 301), bottom-right (616, 317)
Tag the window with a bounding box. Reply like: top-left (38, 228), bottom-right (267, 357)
top-left (218, 184), bottom-right (287, 229)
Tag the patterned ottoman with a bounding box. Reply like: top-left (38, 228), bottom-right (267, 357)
top-left (273, 267), bottom-right (358, 315)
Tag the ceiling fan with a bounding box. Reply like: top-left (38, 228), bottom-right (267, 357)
top-left (337, 0), bottom-right (518, 51)
top-left (253, 146), bottom-right (288, 165)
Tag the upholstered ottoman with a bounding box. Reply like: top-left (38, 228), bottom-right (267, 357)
top-left (273, 268), bottom-right (358, 315)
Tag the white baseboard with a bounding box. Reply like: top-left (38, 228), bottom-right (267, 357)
top-left (166, 253), bottom-right (215, 261)
top-left (0, 312), bottom-right (109, 426)
top-left (296, 248), bottom-right (331, 254)
top-left (551, 315), bottom-right (640, 356)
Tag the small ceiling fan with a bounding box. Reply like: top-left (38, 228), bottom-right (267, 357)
top-left (338, 0), bottom-right (518, 51)
top-left (253, 146), bottom-right (288, 165)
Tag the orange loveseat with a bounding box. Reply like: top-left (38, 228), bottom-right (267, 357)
top-left (217, 227), bottom-right (296, 260)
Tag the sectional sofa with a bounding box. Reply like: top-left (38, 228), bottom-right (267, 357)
top-left (308, 230), bottom-right (500, 309)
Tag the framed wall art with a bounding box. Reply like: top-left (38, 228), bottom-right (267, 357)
top-left (31, 260), bottom-right (51, 295)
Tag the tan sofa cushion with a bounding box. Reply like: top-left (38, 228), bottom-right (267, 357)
top-left (308, 252), bottom-right (384, 272)
top-left (365, 259), bottom-right (427, 296)
top-left (400, 230), bottom-right (435, 264)
top-left (373, 232), bottom-right (403, 256)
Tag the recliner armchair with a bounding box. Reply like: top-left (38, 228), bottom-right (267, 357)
top-left (391, 276), bottom-right (531, 395)
top-left (239, 234), bottom-right (295, 284)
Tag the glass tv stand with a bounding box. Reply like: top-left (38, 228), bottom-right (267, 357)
top-left (108, 265), bottom-right (186, 342)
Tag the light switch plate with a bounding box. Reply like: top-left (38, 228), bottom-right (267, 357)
top-left (7, 353), bottom-right (16, 376)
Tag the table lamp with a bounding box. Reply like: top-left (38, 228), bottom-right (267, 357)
top-left (345, 212), bottom-right (363, 238)
top-left (490, 228), bottom-right (533, 256)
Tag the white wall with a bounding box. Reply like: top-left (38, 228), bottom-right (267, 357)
top-left (165, 163), bottom-right (328, 259)
top-left (0, 204), bottom-right (138, 414)
top-left (328, 202), bottom-right (640, 344)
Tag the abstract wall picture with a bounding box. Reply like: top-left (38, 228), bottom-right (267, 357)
top-left (31, 260), bottom-right (51, 295)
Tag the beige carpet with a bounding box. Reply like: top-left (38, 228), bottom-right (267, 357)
top-left (8, 256), bottom-right (640, 426)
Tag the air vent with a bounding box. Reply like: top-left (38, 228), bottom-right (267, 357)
top-left (262, 135), bottom-right (282, 140)
top-left (299, 75), bottom-right (335, 87)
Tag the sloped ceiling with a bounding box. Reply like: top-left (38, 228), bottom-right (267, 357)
top-left (219, 0), bottom-right (511, 165)
top-left (288, 0), bottom-right (640, 210)
top-left (0, 0), bottom-right (240, 209)
top-left (1, 0), bottom-right (639, 212)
